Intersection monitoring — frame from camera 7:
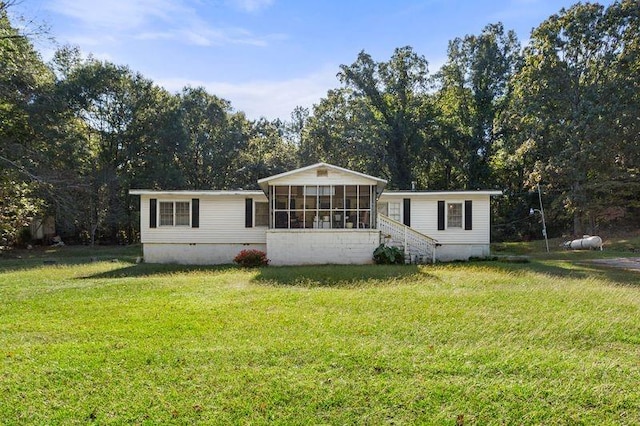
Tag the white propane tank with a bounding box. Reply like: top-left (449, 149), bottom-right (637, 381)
top-left (564, 235), bottom-right (603, 251)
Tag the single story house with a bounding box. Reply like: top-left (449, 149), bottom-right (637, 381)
top-left (130, 163), bottom-right (501, 265)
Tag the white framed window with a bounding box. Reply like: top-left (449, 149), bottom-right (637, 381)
top-left (175, 202), bottom-right (190, 226)
top-left (447, 203), bottom-right (463, 228)
top-left (159, 201), bottom-right (190, 227)
top-left (388, 202), bottom-right (401, 222)
top-left (255, 202), bottom-right (269, 227)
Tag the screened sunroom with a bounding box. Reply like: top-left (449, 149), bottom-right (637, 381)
top-left (269, 184), bottom-right (376, 229)
top-left (257, 163), bottom-right (387, 231)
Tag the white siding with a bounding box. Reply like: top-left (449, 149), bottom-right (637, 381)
top-left (379, 192), bottom-right (496, 261)
top-left (266, 230), bottom-right (379, 265)
top-left (379, 193), bottom-right (492, 245)
top-left (139, 194), bottom-right (268, 244)
top-left (268, 168), bottom-right (379, 187)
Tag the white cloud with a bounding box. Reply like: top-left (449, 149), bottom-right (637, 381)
top-left (136, 26), bottom-right (285, 47)
top-left (156, 66), bottom-right (340, 121)
top-left (46, 0), bottom-right (281, 47)
top-left (46, 0), bottom-right (180, 31)
top-left (227, 0), bottom-right (275, 13)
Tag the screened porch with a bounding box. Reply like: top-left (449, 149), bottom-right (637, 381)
top-left (268, 184), bottom-right (377, 229)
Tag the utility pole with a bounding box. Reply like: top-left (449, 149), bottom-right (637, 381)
top-left (529, 183), bottom-right (549, 253)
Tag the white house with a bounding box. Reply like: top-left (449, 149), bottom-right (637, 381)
top-left (130, 163), bottom-right (501, 265)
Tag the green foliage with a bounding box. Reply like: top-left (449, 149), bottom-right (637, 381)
top-left (503, 0), bottom-right (640, 235)
top-left (1, 0), bottom-right (639, 245)
top-left (1, 249), bottom-right (639, 423)
top-left (233, 249), bottom-right (269, 267)
top-left (373, 243), bottom-right (404, 264)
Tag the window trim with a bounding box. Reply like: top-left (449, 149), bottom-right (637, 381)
top-left (158, 200), bottom-right (191, 227)
top-left (447, 202), bottom-right (463, 229)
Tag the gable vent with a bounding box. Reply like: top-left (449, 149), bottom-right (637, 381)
top-left (317, 169), bottom-right (328, 177)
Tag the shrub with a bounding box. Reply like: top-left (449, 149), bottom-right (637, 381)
top-left (234, 249), bottom-right (269, 267)
top-left (16, 228), bottom-right (32, 247)
top-left (373, 244), bottom-right (405, 265)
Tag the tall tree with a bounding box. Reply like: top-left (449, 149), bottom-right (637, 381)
top-left (177, 87), bottom-right (248, 190)
top-left (301, 87), bottom-right (387, 178)
top-left (48, 59), bottom-right (174, 243)
top-left (234, 118), bottom-right (297, 188)
top-left (337, 47), bottom-right (437, 189)
top-left (434, 23), bottom-right (520, 189)
top-left (0, 4), bottom-right (53, 244)
top-left (505, 0), bottom-right (640, 235)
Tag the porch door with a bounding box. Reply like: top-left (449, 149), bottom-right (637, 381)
top-left (378, 202), bottom-right (388, 216)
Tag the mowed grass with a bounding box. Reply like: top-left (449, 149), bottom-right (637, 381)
top-left (1, 247), bottom-right (639, 424)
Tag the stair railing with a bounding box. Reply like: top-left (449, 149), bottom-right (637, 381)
top-left (377, 213), bottom-right (437, 263)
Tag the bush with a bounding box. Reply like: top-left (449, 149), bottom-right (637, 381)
top-left (234, 249), bottom-right (269, 267)
top-left (16, 227), bottom-right (32, 247)
top-left (373, 244), bottom-right (405, 265)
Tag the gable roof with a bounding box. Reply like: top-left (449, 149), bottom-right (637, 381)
top-left (257, 162), bottom-right (388, 194)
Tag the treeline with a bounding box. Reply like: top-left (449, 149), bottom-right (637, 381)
top-left (1, 1), bottom-right (638, 246)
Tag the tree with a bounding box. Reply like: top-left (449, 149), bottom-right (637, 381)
top-left (434, 23), bottom-right (520, 189)
top-left (304, 47), bottom-right (438, 189)
top-left (505, 1), bottom-right (640, 235)
top-left (0, 4), bottom-right (53, 244)
top-left (301, 87), bottom-right (387, 178)
top-left (176, 87), bottom-right (248, 190)
top-left (234, 118), bottom-right (297, 188)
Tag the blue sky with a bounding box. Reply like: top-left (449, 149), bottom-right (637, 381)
top-left (19, 0), bottom-right (613, 121)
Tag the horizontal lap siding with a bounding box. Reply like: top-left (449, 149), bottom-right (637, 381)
top-left (139, 194), bottom-right (267, 244)
top-left (269, 169), bottom-right (379, 186)
top-left (378, 194), bottom-right (492, 244)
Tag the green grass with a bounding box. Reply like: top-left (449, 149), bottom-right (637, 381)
top-left (1, 245), bottom-right (639, 424)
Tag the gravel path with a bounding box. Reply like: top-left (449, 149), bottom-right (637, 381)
top-left (589, 257), bottom-right (640, 272)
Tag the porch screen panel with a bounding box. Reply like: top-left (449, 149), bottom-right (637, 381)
top-left (358, 185), bottom-right (372, 228)
top-left (274, 186), bottom-right (289, 228)
top-left (291, 186), bottom-right (304, 228)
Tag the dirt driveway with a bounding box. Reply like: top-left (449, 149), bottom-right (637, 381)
top-left (589, 257), bottom-right (640, 272)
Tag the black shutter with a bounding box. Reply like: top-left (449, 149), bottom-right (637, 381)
top-left (191, 198), bottom-right (199, 228)
top-left (149, 198), bottom-right (157, 228)
top-left (437, 200), bottom-right (445, 230)
top-left (464, 200), bottom-right (472, 230)
top-left (245, 198), bottom-right (253, 228)
top-left (403, 198), bottom-right (411, 226)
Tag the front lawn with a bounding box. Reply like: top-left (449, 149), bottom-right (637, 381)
top-left (1, 248), bottom-right (639, 424)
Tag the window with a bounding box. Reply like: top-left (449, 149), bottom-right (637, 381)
top-left (175, 202), bottom-right (190, 226)
top-left (447, 203), bottom-right (462, 228)
top-left (388, 202), bottom-right (401, 222)
top-left (159, 201), bottom-right (190, 227)
top-left (255, 202), bottom-right (269, 226)
top-left (159, 202), bottom-right (174, 226)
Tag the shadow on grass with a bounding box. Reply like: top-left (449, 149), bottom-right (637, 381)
top-left (79, 263), bottom-right (238, 279)
top-left (252, 264), bottom-right (430, 288)
top-left (0, 245), bottom-right (143, 273)
top-left (456, 257), bottom-right (640, 287)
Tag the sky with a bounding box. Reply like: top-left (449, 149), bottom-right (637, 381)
top-left (16, 0), bottom-right (614, 121)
